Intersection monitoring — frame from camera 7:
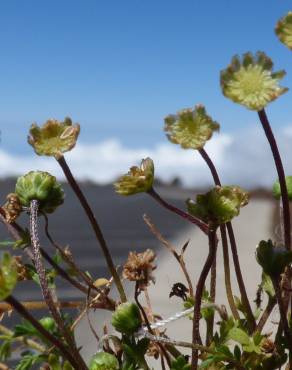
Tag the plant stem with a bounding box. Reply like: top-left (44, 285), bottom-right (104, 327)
top-left (206, 248), bottom-right (217, 346)
top-left (0, 323), bottom-right (46, 353)
top-left (29, 200), bottom-right (88, 370)
top-left (5, 295), bottom-right (82, 370)
top-left (191, 228), bottom-right (217, 370)
top-left (199, 148), bottom-right (252, 326)
top-left (258, 109), bottom-right (291, 250)
top-left (147, 188), bottom-right (209, 234)
top-left (0, 300), bottom-right (83, 312)
top-left (227, 222), bottom-right (256, 332)
top-left (57, 155), bottom-right (127, 302)
top-left (220, 225), bottom-right (240, 319)
top-left (272, 277), bottom-right (292, 354)
top-left (256, 297), bottom-right (276, 333)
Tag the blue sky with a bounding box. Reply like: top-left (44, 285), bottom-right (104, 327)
top-left (0, 0), bottom-right (292, 152)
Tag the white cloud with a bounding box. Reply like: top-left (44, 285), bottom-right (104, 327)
top-left (1, 127), bottom-right (292, 189)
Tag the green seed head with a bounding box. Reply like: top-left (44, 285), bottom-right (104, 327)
top-left (114, 158), bottom-right (154, 196)
top-left (220, 52), bottom-right (288, 111)
top-left (28, 117), bottom-right (80, 159)
top-left (89, 352), bottom-right (119, 370)
top-left (275, 12), bottom-right (292, 50)
top-left (0, 252), bottom-right (18, 300)
top-left (164, 104), bottom-right (219, 150)
top-left (272, 176), bottom-right (292, 200)
top-left (187, 185), bottom-right (249, 225)
top-left (111, 302), bottom-right (142, 335)
top-left (15, 171), bottom-right (64, 213)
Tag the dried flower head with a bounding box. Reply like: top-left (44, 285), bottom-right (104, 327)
top-left (114, 158), bottom-right (154, 196)
top-left (275, 12), bottom-right (292, 50)
top-left (220, 52), bottom-right (288, 111)
top-left (123, 249), bottom-right (156, 289)
top-left (187, 185), bottom-right (249, 225)
top-left (28, 117), bottom-right (80, 159)
top-left (164, 105), bottom-right (219, 150)
top-left (1, 193), bottom-right (22, 223)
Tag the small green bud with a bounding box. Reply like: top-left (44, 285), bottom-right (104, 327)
top-left (28, 117), bottom-right (80, 159)
top-left (89, 352), bottom-right (119, 370)
top-left (256, 239), bottom-right (292, 277)
top-left (272, 176), bottom-right (292, 200)
top-left (111, 302), bottom-right (142, 335)
top-left (0, 252), bottom-right (18, 300)
top-left (187, 185), bottom-right (249, 225)
top-left (164, 105), bottom-right (219, 150)
top-left (275, 12), bottom-right (292, 50)
top-left (114, 158), bottom-right (154, 196)
top-left (15, 171), bottom-right (64, 213)
top-left (39, 317), bottom-right (56, 332)
top-left (220, 52), bottom-right (288, 111)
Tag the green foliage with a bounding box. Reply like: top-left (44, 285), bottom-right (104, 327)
top-left (170, 355), bottom-right (191, 370)
top-left (256, 239), bottom-right (292, 277)
top-left (0, 252), bottom-right (18, 300)
top-left (89, 352), bottom-right (119, 370)
top-left (272, 176), bottom-right (292, 200)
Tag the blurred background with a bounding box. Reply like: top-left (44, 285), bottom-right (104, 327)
top-left (0, 1), bottom-right (291, 367)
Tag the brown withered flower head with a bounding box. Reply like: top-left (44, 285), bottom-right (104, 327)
top-left (1, 193), bottom-right (22, 223)
top-left (123, 249), bottom-right (156, 290)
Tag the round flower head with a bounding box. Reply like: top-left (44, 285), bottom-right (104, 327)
top-left (164, 105), bottom-right (219, 150)
top-left (272, 176), bottom-right (292, 200)
top-left (89, 352), bottom-right (119, 370)
top-left (0, 252), bottom-right (18, 300)
top-left (28, 117), bottom-right (80, 159)
top-left (111, 302), bottom-right (142, 335)
top-left (275, 12), bottom-right (292, 50)
top-left (15, 171), bottom-right (64, 214)
top-left (187, 185), bottom-right (249, 225)
top-left (114, 158), bottom-right (154, 196)
top-left (220, 52), bottom-right (288, 111)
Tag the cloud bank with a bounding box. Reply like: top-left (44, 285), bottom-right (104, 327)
top-left (1, 127), bottom-right (292, 189)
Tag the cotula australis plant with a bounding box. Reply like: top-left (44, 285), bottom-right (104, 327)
top-left (1, 11), bottom-right (292, 370)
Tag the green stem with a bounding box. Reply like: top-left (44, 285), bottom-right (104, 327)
top-left (57, 155), bottom-right (127, 303)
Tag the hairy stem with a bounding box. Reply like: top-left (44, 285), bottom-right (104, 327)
top-left (57, 155), bottom-right (127, 302)
top-left (258, 109), bottom-right (291, 250)
top-left (5, 295), bottom-right (81, 369)
top-left (191, 229), bottom-right (217, 370)
top-left (256, 297), bottom-right (276, 333)
top-left (30, 200), bottom-right (88, 370)
top-left (0, 300), bottom-right (83, 312)
top-left (147, 188), bottom-right (209, 234)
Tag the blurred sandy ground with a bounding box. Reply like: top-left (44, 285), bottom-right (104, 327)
top-left (77, 194), bottom-right (280, 367)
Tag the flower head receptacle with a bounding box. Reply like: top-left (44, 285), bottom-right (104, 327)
top-left (187, 185), bottom-right (249, 226)
top-left (164, 105), bottom-right (219, 150)
top-left (111, 302), bottom-right (142, 335)
top-left (28, 117), bottom-right (80, 159)
top-left (275, 12), bottom-right (292, 50)
top-left (15, 171), bottom-right (64, 214)
top-left (89, 352), bottom-right (119, 370)
top-left (220, 52), bottom-right (288, 111)
top-left (114, 158), bottom-right (154, 196)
